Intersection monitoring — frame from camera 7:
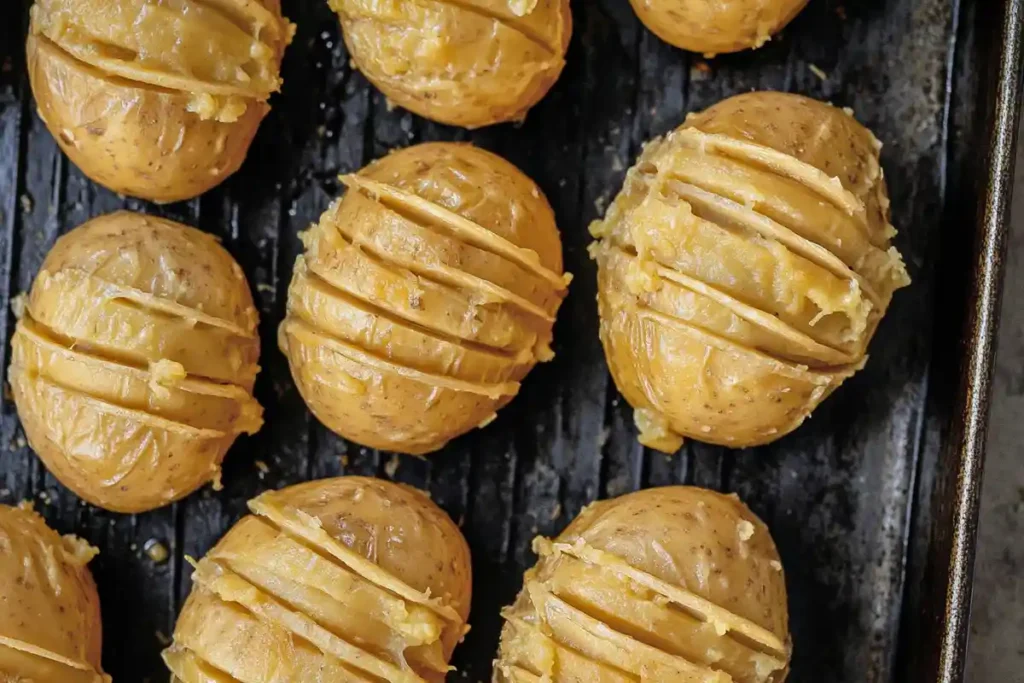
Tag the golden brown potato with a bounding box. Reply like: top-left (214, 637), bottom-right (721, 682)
top-left (9, 211), bottom-right (263, 513)
top-left (26, 0), bottom-right (293, 203)
top-left (163, 477), bottom-right (472, 683)
top-left (630, 0), bottom-right (809, 55)
top-left (495, 487), bottom-right (791, 683)
top-left (281, 142), bottom-right (569, 455)
top-left (0, 503), bottom-right (110, 683)
top-left (591, 91), bottom-right (911, 452)
top-left (329, 0), bottom-right (571, 128)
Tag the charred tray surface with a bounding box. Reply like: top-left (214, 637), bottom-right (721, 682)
top-left (0, 1), bottom-right (1020, 682)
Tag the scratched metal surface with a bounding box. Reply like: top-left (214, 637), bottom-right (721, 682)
top-left (0, 1), bottom-right (1017, 682)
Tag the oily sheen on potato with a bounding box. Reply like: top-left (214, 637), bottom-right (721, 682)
top-left (163, 477), bottom-right (472, 683)
top-left (26, 0), bottom-right (293, 203)
top-left (494, 487), bottom-right (791, 683)
top-left (0, 504), bottom-right (109, 683)
top-left (9, 212), bottom-right (263, 513)
top-left (329, 0), bottom-right (571, 128)
top-left (591, 91), bottom-right (911, 452)
top-left (630, 0), bottom-right (809, 55)
top-left (280, 142), bottom-right (569, 455)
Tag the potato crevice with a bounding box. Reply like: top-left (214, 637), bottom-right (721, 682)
top-left (593, 92), bottom-right (910, 450)
top-left (282, 143), bottom-right (566, 454)
top-left (165, 478), bottom-right (472, 683)
top-left (495, 488), bottom-right (791, 683)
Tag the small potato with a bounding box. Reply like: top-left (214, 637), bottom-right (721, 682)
top-left (630, 0), bottom-right (809, 55)
top-left (163, 477), bottom-right (472, 683)
top-left (591, 91), bottom-right (910, 452)
top-left (281, 142), bottom-right (569, 455)
top-left (495, 487), bottom-right (791, 683)
top-left (0, 503), bottom-right (109, 683)
top-left (26, 0), bottom-right (294, 203)
top-left (9, 211), bottom-right (263, 513)
top-left (329, 0), bottom-right (572, 128)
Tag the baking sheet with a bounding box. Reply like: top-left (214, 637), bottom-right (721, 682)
top-left (0, 0), bottom-right (1019, 681)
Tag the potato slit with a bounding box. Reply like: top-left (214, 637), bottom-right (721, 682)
top-left (542, 554), bottom-right (787, 682)
top-left (604, 180), bottom-right (871, 353)
top-left (337, 187), bottom-right (563, 314)
top-left (334, 0), bottom-right (558, 57)
top-left (500, 616), bottom-right (641, 682)
top-left (548, 541), bottom-right (790, 658)
top-left (161, 645), bottom-right (244, 683)
top-left (0, 635), bottom-right (97, 674)
top-left (599, 245), bottom-right (856, 366)
top-left (327, 206), bottom-right (555, 322)
top-left (342, 175), bottom-right (567, 290)
top-left (185, 0), bottom-right (288, 47)
top-left (304, 233), bottom-right (545, 356)
top-left (207, 519), bottom-right (449, 677)
top-left (22, 309), bottom-right (258, 391)
top-left (49, 269), bottom-right (257, 338)
top-left (16, 316), bottom-right (259, 404)
top-left (674, 129), bottom-right (866, 222)
top-left (282, 319), bottom-right (520, 399)
top-left (11, 372), bottom-right (230, 441)
top-left (425, 0), bottom-right (561, 54)
top-left (248, 490), bottom-right (464, 624)
top-left (527, 586), bottom-right (728, 683)
top-left (192, 559), bottom-right (424, 683)
top-left (664, 179), bottom-right (883, 309)
top-left (657, 143), bottom-right (906, 291)
top-left (298, 264), bottom-right (527, 364)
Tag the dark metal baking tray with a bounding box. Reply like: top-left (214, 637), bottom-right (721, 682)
top-left (0, 0), bottom-right (1021, 681)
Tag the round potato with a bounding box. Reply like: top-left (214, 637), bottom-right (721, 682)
top-left (591, 91), bottom-right (910, 452)
top-left (9, 211), bottom-right (263, 513)
top-left (495, 487), bottom-right (791, 683)
top-left (329, 0), bottom-right (572, 128)
top-left (0, 503), bottom-right (109, 683)
top-left (26, 0), bottom-right (293, 203)
top-left (163, 477), bottom-right (472, 683)
top-left (629, 0), bottom-right (809, 55)
top-left (281, 142), bottom-right (569, 455)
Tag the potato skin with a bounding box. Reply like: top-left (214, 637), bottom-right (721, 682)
top-left (495, 487), bottom-right (791, 683)
top-left (9, 211), bottom-right (263, 513)
top-left (0, 504), bottom-right (109, 683)
top-left (164, 477), bottom-right (472, 683)
top-left (592, 91), bottom-right (909, 451)
top-left (26, 0), bottom-right (292, 203)
top-left (630, 0), bottom-right (809, 55)
top-left (281, 142), bottom-right (568, 455)
top-left (330, 0), bottom-right (572, 128)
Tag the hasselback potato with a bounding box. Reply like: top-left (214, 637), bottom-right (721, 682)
top-left (281, 142), bottom-right (569, 455)
top-left (163, 477), bottom-right (472, 683)
top-left (329, 0), bottom-right (572, 128)
top-left (26, 0), bottom-right (293, 203)
top-left (0, 503), bottom-right (109, 683)
top-left (591, 91), bottom-right (910, 452)
top-left (495, 487), bottom-right (791, 683)
top-left (9, 212), bottom-right (263, 512)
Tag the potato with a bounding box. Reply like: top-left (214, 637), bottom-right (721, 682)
top-left (495, 487), bottom-right (791, 683)
top-left (328, 0), bottom-right (571, 128)
top-left (0, 503), bottom-right (109, 683)
top-left (629, 0), bottom-right (809, 55)
top-left (281, 142), bottom-right (569, 455)
top-left (591, 91), bottom-right (910, 452)
top-left (9, 211), bottom-right (263, 513)
top-left (26, 0), bottom-right (293, 203)
top-left (163, 477), bottom-right (472, 683)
